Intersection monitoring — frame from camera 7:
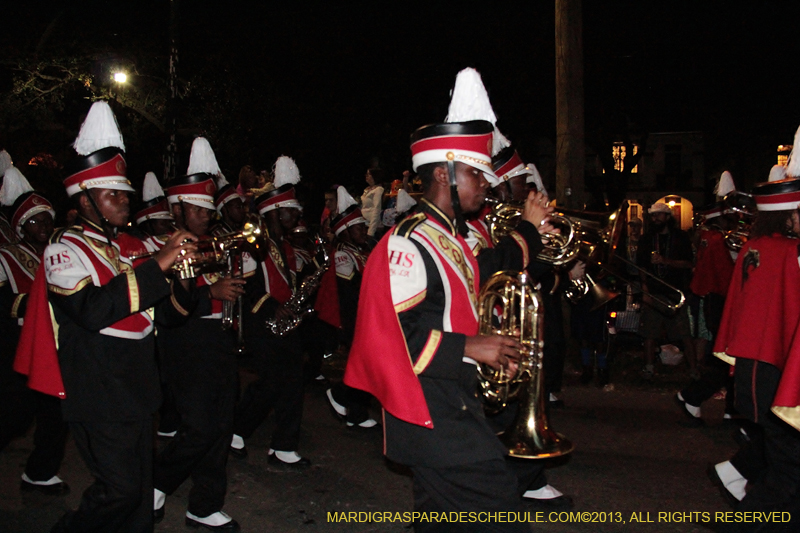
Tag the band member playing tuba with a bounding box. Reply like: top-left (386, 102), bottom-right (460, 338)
top-left (344, 68), bottom-right (554, 527)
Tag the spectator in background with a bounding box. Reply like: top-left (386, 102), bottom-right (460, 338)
top-left (636, 202), bottom-right (695, 380)
top-left (361, 168), bottom-right (384, 237)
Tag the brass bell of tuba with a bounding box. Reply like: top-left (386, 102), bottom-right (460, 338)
top-left (477, 270), bottom-right (574, 459)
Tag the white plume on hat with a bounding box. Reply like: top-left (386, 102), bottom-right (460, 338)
top-left (186, 137), bottom-right (221, 176)
top-left (142, 172), bottom-right (166, 202)
top-left (526, 164), bottom-right (547, 197)
top-left (715, 171), bottom-right (736, 197)
top-left (395, 189), bottom-right (417, 215)
top-left (445, 68), bottom-right (510, 156)
top-left (273, 156), bottom-right (301, 188)
top-left (768, 164), bottom-right (787, 183)
top-left (786, 125), bottom-right (800, 178)
top-left (0, 150), bottom-right (12, 177)
top-left (73, 101), bottom-right (126, 156)
top-left (337, 186), bottom-right (358, 214)
top-left (0, 166), bottom-right (34, 207)
top-left (216, 173), bottom-right (230, 188)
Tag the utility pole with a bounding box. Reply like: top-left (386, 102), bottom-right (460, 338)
top-left (164, 0), bottom-right (179, 183)
top-left (555, 0), bottom-right (585, 208)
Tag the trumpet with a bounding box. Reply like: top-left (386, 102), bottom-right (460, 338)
top-left (130, 214), bottom-right (268, 279)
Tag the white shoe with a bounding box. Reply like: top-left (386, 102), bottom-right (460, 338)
top-left (186, 510), bottom-right (234, 527)
top-left (230, 434), bottom-right (245, 450)
top-left (715, 461), bottom-right (747, 501)
top-left (326, 389), bottom-right (347, 417)
top-left (154, 488), bottom-right (166, 510)
top-left (347, 418), bottom-right (378, 428)
top-left (21, 474), bottom-right (64, 486)
top-left (157, 430), bottom-right (177, 438)
top-left (523, 485), bottom-right (564, 499)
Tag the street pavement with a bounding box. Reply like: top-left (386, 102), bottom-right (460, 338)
top-left (1, 356), bottom-right (747, 533)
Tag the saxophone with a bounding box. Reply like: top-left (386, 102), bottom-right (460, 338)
top-left (264, 234), bottom-right (330, 336)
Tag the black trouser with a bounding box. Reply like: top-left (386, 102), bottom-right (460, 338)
top-left (412, 458), bottom-right (530, 533)
top-left (680, 355), bottom-right (736, 412)
top-left (301, 317), bottom-right (337, 382)
top-left (720, 359), bottom-right (800, 532)
top-left (154, 321), bottom-right (238, 517)
top-left (329, 383), bottom-right (372, 425)
top-left (0, 372), bottom-right (68, 482)
top-left (485, 403), bottom-right (548, 494)
top-left (234, 333), bottom-right (305, 451)
top-left (52, 420), bottom-right (152, 533)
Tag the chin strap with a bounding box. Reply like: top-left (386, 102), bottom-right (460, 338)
top-left (446, 159), bottom-right (469, 237)
top-left (82, 189), bottom-right (115, 247)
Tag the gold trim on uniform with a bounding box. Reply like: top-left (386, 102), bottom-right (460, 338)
top-left (509, 230), bottom-right (529, 268)
top-left (394, 290), bottom-right (427, 313)
top-left (170, 287), bottom-right (190, 317)
top-left (10, 293), bottom-right (25, 318)
top-left (418, 224), bottom-right (476, 306)
top-left (251, 293), bottom-right (271, 314)
top-left (772, 406), bottom-right (800, 432)
top-left (48, 276), bottom-right (93, 296)
top-left (125, 269), bottom-right (140, 313)
top-left (713, 351), bottom-right (736, 366)
top-left (413, 329), bottom-right (442, 375)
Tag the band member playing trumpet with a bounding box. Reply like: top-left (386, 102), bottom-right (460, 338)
top-left (153, 137), bottom-right (245, 531)
top-left (16, 102), bottom-right (198, 533)
top-left (344, 68), bottom-right (553, 528)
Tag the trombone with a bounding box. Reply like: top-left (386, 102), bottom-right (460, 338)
top-left (483, 198), bottom-right (685, 312)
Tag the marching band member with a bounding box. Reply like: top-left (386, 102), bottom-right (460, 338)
top-left (15, 101), bottom-right (196, 533)
top-left (713, 161), bottom-right (800, 528)
top-left (344, 68), bottom-right (553, 528)
top-left (324, 186), bottom-right (378, 428)
top-left (153, 137), bottom-right (245, 531)
top-left (134, 171), bottom-right (175, 253)
top-left (231, 155), bottom-right (312, 469)
top-left (0, 166), bottom-right (67, 494)
top-left (211, 174), bottom-right (246, 237)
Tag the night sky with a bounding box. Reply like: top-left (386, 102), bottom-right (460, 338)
top-left (2, 1), bottom-right (799, 209)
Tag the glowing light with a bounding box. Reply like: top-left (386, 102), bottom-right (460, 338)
top-left (668, 201), bottom-right (676, 207)
top-left (113, 72), bottom-right (127, 83)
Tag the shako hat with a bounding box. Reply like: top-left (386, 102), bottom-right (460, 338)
top-left (166, 137), bottom-right (219, 210)
top-left (492, 147), bottom-right (531, 185)
top-left (0, 166), bottom-right (55, 236)
top-left (135, 172), bottom-right (172, 225)
top-left (753, 178), bottom-right (800, 212)
top-left (214, 173), bottom-right (242, 212)
top-left (63, 101), bottom-right (134, 197)
top-left (332, 186), bottom-right (366, 235)
top-left (255, 156), bottom-right (302, 214)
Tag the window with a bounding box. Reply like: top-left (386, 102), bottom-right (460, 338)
top-left (612, 142), bottom-right (639, 173)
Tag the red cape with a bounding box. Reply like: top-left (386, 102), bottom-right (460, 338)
top-left (690, 228), bottom-right (734, 297)
top-left (12, 261), bottom-right (65, 398)
top-left (314, 266), bottom-right (341, 328)
top-left (343, 232), bottom-right (433, 427)
top-left (714, 235), bottom-right (800, 430)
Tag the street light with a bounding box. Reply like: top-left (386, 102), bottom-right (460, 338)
top-left (113, 71), bottom-right (127, 84)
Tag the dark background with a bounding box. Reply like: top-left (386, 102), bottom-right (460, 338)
top-left (1, 1), bottom-right (799, 216)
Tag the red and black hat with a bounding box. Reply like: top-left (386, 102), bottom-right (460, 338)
top-left (410, 120), bottom-right (496, 178)
top-left (492, 147), bottom-right (530, 184)
top-left (135, 172), bottom-right (173, 225)
top-left (695, 201), bottom-right (723, 220)
top-left (332, 186), bottom-right (366, 235)
top-left (166, 138), bottom-right (220, 210)
top-left (0, 166), bottom-right (54, 236)
top-left (752, 178), bottom-right (800, 212)
top-left (64, 102), bottom-right (133, 197)
top-left (214, 174), bottom-right (243, 212)
top-left (256, 156), bottom-right (302, 214)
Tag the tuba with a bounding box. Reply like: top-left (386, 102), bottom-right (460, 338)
top-left (477, 270), bottom-right (574, 459)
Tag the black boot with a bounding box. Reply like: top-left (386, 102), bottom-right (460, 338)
top-left (597, 368), bottom-right (610, 387)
